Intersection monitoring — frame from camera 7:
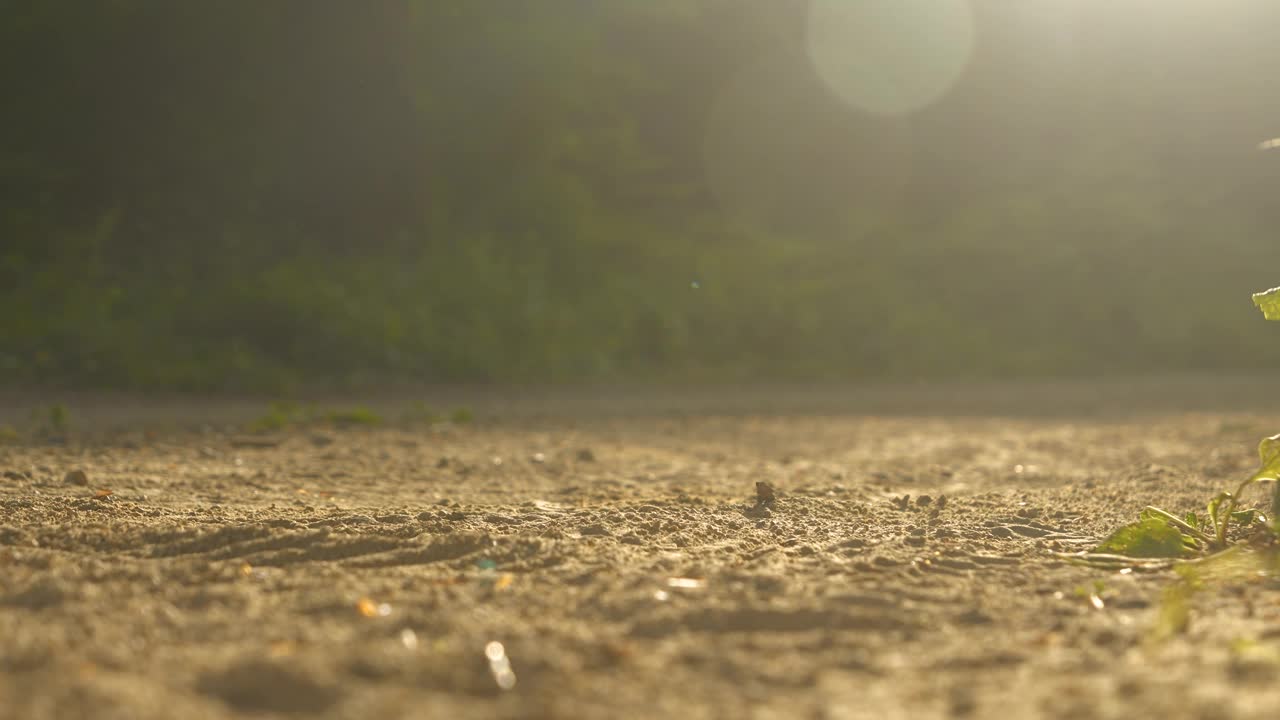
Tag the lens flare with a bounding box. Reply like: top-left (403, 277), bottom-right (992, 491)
top-left (807, 0), bottom-right (975, 116)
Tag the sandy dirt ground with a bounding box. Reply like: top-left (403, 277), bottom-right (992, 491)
top-left (2, 379), bottom-right (1279, 719)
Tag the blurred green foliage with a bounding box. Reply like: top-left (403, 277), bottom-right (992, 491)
top-left (325, 407), bottom-right (383, 428)
top-left (248, 401), bottom-right (383, 432)
top-left (3, 2), bottom-right (1280, 390)
top-left (248, 401), bottom-right (305, 433)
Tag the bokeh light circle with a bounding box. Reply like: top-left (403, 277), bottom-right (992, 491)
top-left (807, 0), bottom-right (975, 116)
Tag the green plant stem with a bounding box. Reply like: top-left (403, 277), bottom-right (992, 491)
top-left (1052, 552), bottom-right (1177, 570)
top-left (1214, 473), bottom-right (1270, 548)
top-left (1142, 506), bottom-right (1212, 546)
top-left (1176, 544), bottom-right (1246, 566)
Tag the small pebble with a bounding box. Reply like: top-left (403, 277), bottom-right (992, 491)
top-left (64, 470), bottom-right (89, 487)
top-left (755, 481), bottom-right (776, 505)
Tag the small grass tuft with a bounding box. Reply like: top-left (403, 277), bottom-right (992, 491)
top-left (449, 407), bottom-right (474, 424)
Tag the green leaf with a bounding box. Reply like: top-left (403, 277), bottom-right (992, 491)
top-left (1094, 517), bottom-right (1192, 558)
top-left (1230, 509), bottom-right (1257, 526)
top-left (1184, 511), bottom-right (1203, 531)
top-left (1253, 287), bottom-right (1280, 320)
top-left (1255, 434), bottom-right (1280, 481)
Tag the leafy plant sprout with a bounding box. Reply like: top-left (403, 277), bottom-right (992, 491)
top-left (1074, 287), bottom-right (1280, 565)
